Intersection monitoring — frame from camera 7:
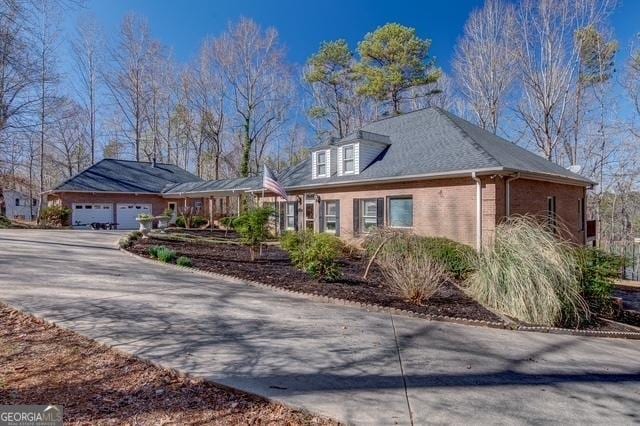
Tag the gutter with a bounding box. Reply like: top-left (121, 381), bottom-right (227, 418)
top-left (471, 172), bottom-right (483, 251)
top-left (505, 172), bottom-right (521, 216)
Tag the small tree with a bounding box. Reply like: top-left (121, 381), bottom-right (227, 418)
top-left (232, 206), bottom-right (274, 260)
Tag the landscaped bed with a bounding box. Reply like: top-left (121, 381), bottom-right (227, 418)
top-left (129, 234), bottom-right (501, 323)
top-left (0, 303), bottom-right (335, 425)
top-left (125, 229), bottom-right (640, 335)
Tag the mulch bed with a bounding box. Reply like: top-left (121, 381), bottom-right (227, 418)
top-left (0, 304), bottom-right (336, 425)
top-left (129, 236), bottom-right (502, 323)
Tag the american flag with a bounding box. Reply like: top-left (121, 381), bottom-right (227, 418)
top-left (262, 165), bottom-right (288, 200)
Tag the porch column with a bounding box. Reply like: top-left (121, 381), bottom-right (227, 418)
top-left (209, 196), bottom-right (214, 230)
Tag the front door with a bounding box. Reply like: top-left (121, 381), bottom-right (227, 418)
top-left (305, 194), bottom-right (315, 231)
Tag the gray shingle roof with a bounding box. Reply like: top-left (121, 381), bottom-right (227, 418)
top-left (163, 176), bottom-right (262, 194)
top-left (52, 159), bottom-right (202, 193)
top-left (279, 107), bottom-right (594, 188)
top-left (54, 108), bottom-right (593, 197)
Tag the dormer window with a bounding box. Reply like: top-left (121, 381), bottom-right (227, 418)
top-left (316, 151), bottom-right (327, 177)
top-left (343, 145), bottom-right (354, 174)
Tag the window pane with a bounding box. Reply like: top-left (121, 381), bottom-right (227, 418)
top-left (317, 164), bottom-right (326, 176)
top-left (287, 203), bottom-right (294, 215)
top-left (317, 152), bottom-right (326, 163)
top-left (305, 203), bottom-right (314, 220)
top-left (344, 159), bottom-right (354, 172)
top-left (363, 217), bottom-right (377, 231)
top-left (325, 219), bottom-right (336, 231)
top-left (363, 200), bottom-right (377, 217)
top-left (286, 217), bottom-right (295, 229)
top-left (344, 146), bottom-right (353, 159)
top-left (389, 198), bottom-right (413, 227)
top-left (326, 202), bottom-right (336, 216)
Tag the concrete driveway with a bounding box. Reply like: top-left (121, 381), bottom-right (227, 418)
top-left (1, 230), bottom-right (639, 425)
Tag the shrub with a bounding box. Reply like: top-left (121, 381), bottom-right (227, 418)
top-left (148, 245), bottom-right (162, 258)
top-left (283, 231), bottom-right (343, 280)
top-left (232, 207), bottom-right (274, 260)
top-left (40, 206), bottom-right (71, 227)
top-left (0, 215), bottom-right (11, 229)
top-left (575, 247), bottom-right (624, 315)
top-left (175, 215), bottom-right (207, 228)
top-left (364, 229), bottom-right (476, 280)
top-left (176, 256), bottom-right (193, 267)
top-left (137, 213), bottom-right (153, 221)
top-left (280, 230), bottom-right (305, 253)
top-left (156, 246), bottom-right (177, 263)
top-left (118, 236), bottom-right (132, 249)
top-left (220, 216), bottom-right (235, 229)
top-left (465, 216), bottom-right (589, 326)
top-left (377, 246), bottom-right (449, 304)
top-left (128, 231), bottom-right (142, 241)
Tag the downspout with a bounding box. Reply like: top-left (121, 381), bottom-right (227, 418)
top-left (471, 172), bottom-right (482, 251)
top-left (505, 173), bottom-right (521, 217)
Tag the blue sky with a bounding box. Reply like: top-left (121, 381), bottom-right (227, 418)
top-left (66, 0), bottom-right (640, 73)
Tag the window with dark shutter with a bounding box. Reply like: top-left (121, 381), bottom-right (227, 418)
top-left (335, 200), bottom-right (340, 236)
top-left (353, 199), bottom-right (360, 236)
top-left (547, 196), bottom-right (557, 233)
top-left (356, 198), bottom-right (383, 234)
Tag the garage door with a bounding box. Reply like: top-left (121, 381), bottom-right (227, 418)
top-left (116, 204), bottom-right (152, 230)
top-left (72, 203), bottom-right (113, 228)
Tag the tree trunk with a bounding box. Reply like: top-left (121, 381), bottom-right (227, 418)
top-left (240, 115), bottom-right (251, 177)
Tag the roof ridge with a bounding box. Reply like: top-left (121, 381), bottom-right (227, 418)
top-left (434, 108), bottom-right (503, 168)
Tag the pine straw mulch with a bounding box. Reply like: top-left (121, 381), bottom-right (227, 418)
top-left (0, 304), bottom-right (337, 426)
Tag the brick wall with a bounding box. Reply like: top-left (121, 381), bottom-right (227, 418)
top-left (262, 175), bottom-right (587, 247)
top-left (264, 176), bottom-right (492, 247)
top-left (507, 178), bottom-right (586, 244)
top-left (49, 192), bottom-right (169, 225)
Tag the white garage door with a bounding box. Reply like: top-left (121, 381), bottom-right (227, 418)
top-left (72, 203), bottom-right (113, 228)
top-left (116, 203), bottom-right (152, 230)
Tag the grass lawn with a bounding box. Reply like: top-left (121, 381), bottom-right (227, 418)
top-left (0, 304), bottom-right (336, 425)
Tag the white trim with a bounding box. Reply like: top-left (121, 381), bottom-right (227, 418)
top-left (505, 172), bottom-right (521, 216)
top-left (471, 172), bottom-right (482, 251)
top-left (341, 144), bottom-right (355, 175)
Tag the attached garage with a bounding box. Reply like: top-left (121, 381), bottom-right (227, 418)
top-left (116, 203), bottom-right (152, 229)
top-left (45, 159), bottom-right (203, 229)
top-left (72, 203), bottom-right (113, 228)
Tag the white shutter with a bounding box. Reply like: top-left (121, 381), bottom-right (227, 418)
top-left (337, 146), bottom-right (343, 176)
top-left (325, 149), bottom-right (331, 177)
top-left (312, 151), bottom-right (317, 179)
top-left (354, 143), bottom-right (360, 174)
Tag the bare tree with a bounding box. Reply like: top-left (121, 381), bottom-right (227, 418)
top-left (213, 18), bottom-right (292, 177)
top-left (513, 0), bottom-right (615, 161)
top-left (50, 99), bottom-right (89, 177)
top-left (184, 38), bottom-right (226, 179)
top-left (453, 0), bottom-right (517, 133)
top-left (105, 13), bottom-right (159, 161)
top-left (32, 0), bottom-right (62, 218)
top-left (70, 13), bottom-right (103, 165)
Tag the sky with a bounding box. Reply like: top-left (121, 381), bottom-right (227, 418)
top-left (64, 0), bottom-right (640, 74)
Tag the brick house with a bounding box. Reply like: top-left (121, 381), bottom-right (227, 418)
top-left (47, 108), bottom-right (593, 248)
